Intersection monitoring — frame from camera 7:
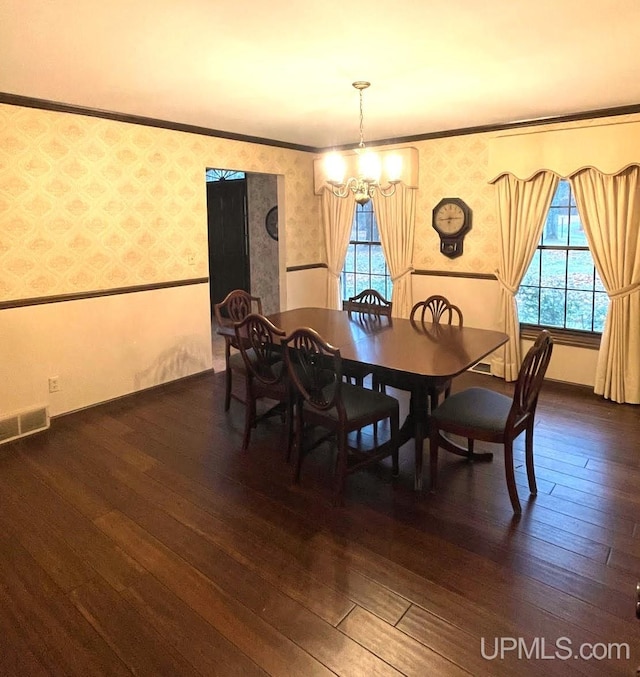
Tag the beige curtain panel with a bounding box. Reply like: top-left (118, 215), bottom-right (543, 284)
top-left (490, 171), bottom-right (559, 381)
top-left (373, 185), bottom-right (417, 318)
top-left (321, 188), bottom-right (356, 309)
top-left (570, 165), bottom-right (640, 404)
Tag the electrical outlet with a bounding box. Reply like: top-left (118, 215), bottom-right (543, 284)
top-left (48, 376), bottom-right (60, 393)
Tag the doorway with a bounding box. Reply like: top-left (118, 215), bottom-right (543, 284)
top-left (206, 169), bottom-right (280, 319)
top-left (206, 171), bottom-right (250, 311)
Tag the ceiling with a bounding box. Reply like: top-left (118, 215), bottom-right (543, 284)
top-left (2, 0), bottom-right (640, 150)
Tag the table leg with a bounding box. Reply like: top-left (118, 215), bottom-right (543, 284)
top-left (398, 379), bottom-right (493, 492)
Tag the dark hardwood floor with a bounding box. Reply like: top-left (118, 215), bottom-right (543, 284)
top-left (1, 369), bottom-right (639, 676)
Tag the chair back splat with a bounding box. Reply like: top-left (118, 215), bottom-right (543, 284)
top-left (213, 289), bottom-right (263, 411)
top-left (410, 294), bottom-right (463, 327)
top-left (509, 329), bottom-right (554, 428)
top-left (285, 328), bottom-right (341, 413)
top-left (343, 289), bottom-right (392, 317)
top-left (233, 313), bottom-right (291, 453)
top-left (283, 326), bottom-right (401, 506)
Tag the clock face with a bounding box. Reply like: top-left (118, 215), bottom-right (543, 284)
top-left (434, 202), bottom-right (466, 235)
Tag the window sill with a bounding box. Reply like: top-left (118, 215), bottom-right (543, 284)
top-left (520, 324), bottom-right (601, 349)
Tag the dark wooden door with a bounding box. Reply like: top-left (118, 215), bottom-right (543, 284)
top-left (207, 178), bottom-right (250, 311)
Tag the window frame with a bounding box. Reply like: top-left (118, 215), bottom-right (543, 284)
top-left (341, 201), bottom-right (392, 301)
top-left (517, 179), bottom-right (606, 349)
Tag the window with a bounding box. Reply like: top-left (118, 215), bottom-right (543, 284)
top-left (206, 168), bottom-right (245, 182)
top-left (341, 201), bottom-right (392, 300)
top-left (517, 179), bottom-right (608, 333)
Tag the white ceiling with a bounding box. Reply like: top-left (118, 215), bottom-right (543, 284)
top-left (2, 0), bottom-right (640, 149)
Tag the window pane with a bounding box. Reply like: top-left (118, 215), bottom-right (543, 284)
top-left (370, 245), bottom-right (386, 275)
top-left (551, 179), bottom-right (571, 207)
top-left (594, 267), bottom-right (606, 292)
top-left (567, 250), bottom-right (595, 290)
top-left (371, 216), bottom-right (380, 242)
top-left (540, 249), bottom-right (566, 289)
top-left (521, 250), bottom-right (540, 286)
top-left (566, 290), bottom-right (594, 330)
top-left (540, 287), bottom-right (566, 327)
top-left (355, 245), bottom-right (370, 272)
top-left (370, 276), bottom-right (387, 298)
top-left (356, 208), bottom-right (372, 241)
top-left (343, 274), bottom-right (355, 301)
top-left (543, 207), bottom-right (569, 246)
top-left (343, 243), bottom-right (355, 273)
top-left (516, 287), bottom-right (540, 324)
top-left (568, 208), bottom-right (587, 246)
top-left (355, 274), bottom-right (370, 293)
top-left (593, 292), bottom-right (608, 332)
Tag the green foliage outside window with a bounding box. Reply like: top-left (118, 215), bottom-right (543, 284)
top-left (341, 203), bottom-right (392, 300)
top-left (517, 180), bottom-right (608, 333)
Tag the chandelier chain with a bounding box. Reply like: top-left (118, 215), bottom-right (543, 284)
top-left (359, 88), bottom-right (365, 149)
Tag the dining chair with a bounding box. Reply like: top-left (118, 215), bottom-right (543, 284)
top-left (233, 313), bottom-right (292, 455)
top-left (376, 295), bottom-right (463, 412)
top-left (428, 329), bottom-right (554, 514)
top-left (213, 289), bottom-right (262, 411)
top-left (411, 295), bottom-right (463, 408)
top-left (342, 289), bottom-right (392, 387)
top-left (283, 326), bottom-right (400, 506)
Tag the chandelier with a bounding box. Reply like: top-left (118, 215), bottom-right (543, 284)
top-left (324, 81), bottom-right (402, 205)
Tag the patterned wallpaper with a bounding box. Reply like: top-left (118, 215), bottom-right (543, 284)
top-left (247, 173), bottom-right (279, 315)
top-left (412, 133), bottom-right (497, 274)
top-left (2, 103), bottom-right (638, 304)
top-left (0, 104), bottom-right (319, 303)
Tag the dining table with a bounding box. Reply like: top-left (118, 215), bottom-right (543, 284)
top-left (218, 306), bottom-right (509, 490)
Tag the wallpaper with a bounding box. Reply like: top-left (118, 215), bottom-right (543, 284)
top-left (0, 104), bottom-right (319, 303)
top-left (2, 103), bottom-right (638, 305)
top-left (246, 172), bottom-right (279, 315)
top-left (412, 133), bottom-right (497, 274)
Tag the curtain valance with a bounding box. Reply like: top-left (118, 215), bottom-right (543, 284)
top-left (488, 120), bottom-right (640, 183)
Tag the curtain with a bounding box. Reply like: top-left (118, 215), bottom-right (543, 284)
top-left (373, 185), bottom-right (417, 318)
top-left (321, 188), bottom-right (356, 309)
top-left (570, 166), bottom-right (640, 404)
top-left (491, 171), bottom-right (559, 380)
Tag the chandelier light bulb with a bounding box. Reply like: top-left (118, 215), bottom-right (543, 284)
top-left (385, 154), bottom-right (403, 183)
top-left (358, 149), bottom-right (381, 183)
top-left (324, 152), bottom-right (346, 185)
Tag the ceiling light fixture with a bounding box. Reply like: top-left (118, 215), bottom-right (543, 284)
top-left (324, 81), bottom-right (402, 205)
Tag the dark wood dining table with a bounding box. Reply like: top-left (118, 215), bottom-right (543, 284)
top-left (219, 306), bottom-right (509, 490)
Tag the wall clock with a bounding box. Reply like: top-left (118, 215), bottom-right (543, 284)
top-left (265, 206), bottom-right (278, 241)
top-left (432, 197), bottom-right (472, 258)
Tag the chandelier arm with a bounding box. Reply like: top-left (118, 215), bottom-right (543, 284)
top-left (377, 183), bottom-right (398, 198)
top-left (330, 183), bottom-right (351, 199)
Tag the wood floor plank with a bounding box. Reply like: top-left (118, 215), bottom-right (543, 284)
top-left (0, 535), bottom-right (131, 676)
top-left (339, 605), bottom-right (471, 677)
top-left (0, 454), bottom-right (145, 593)
top-left (95, 509), bottom-right (343, 677)
top-left (121, 573), bottom-right (270, 677)
top-left (70, 578), bottom-right (200, 676)
top-left (3, 369), bottom-right (640, 675)
top-left (395, 604), bottom-right (583, 677)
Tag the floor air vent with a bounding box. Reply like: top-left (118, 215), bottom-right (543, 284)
top-left (468, 361), bottom-right (492, 375)
top-left (0, 406), bottom-right (50, 445)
